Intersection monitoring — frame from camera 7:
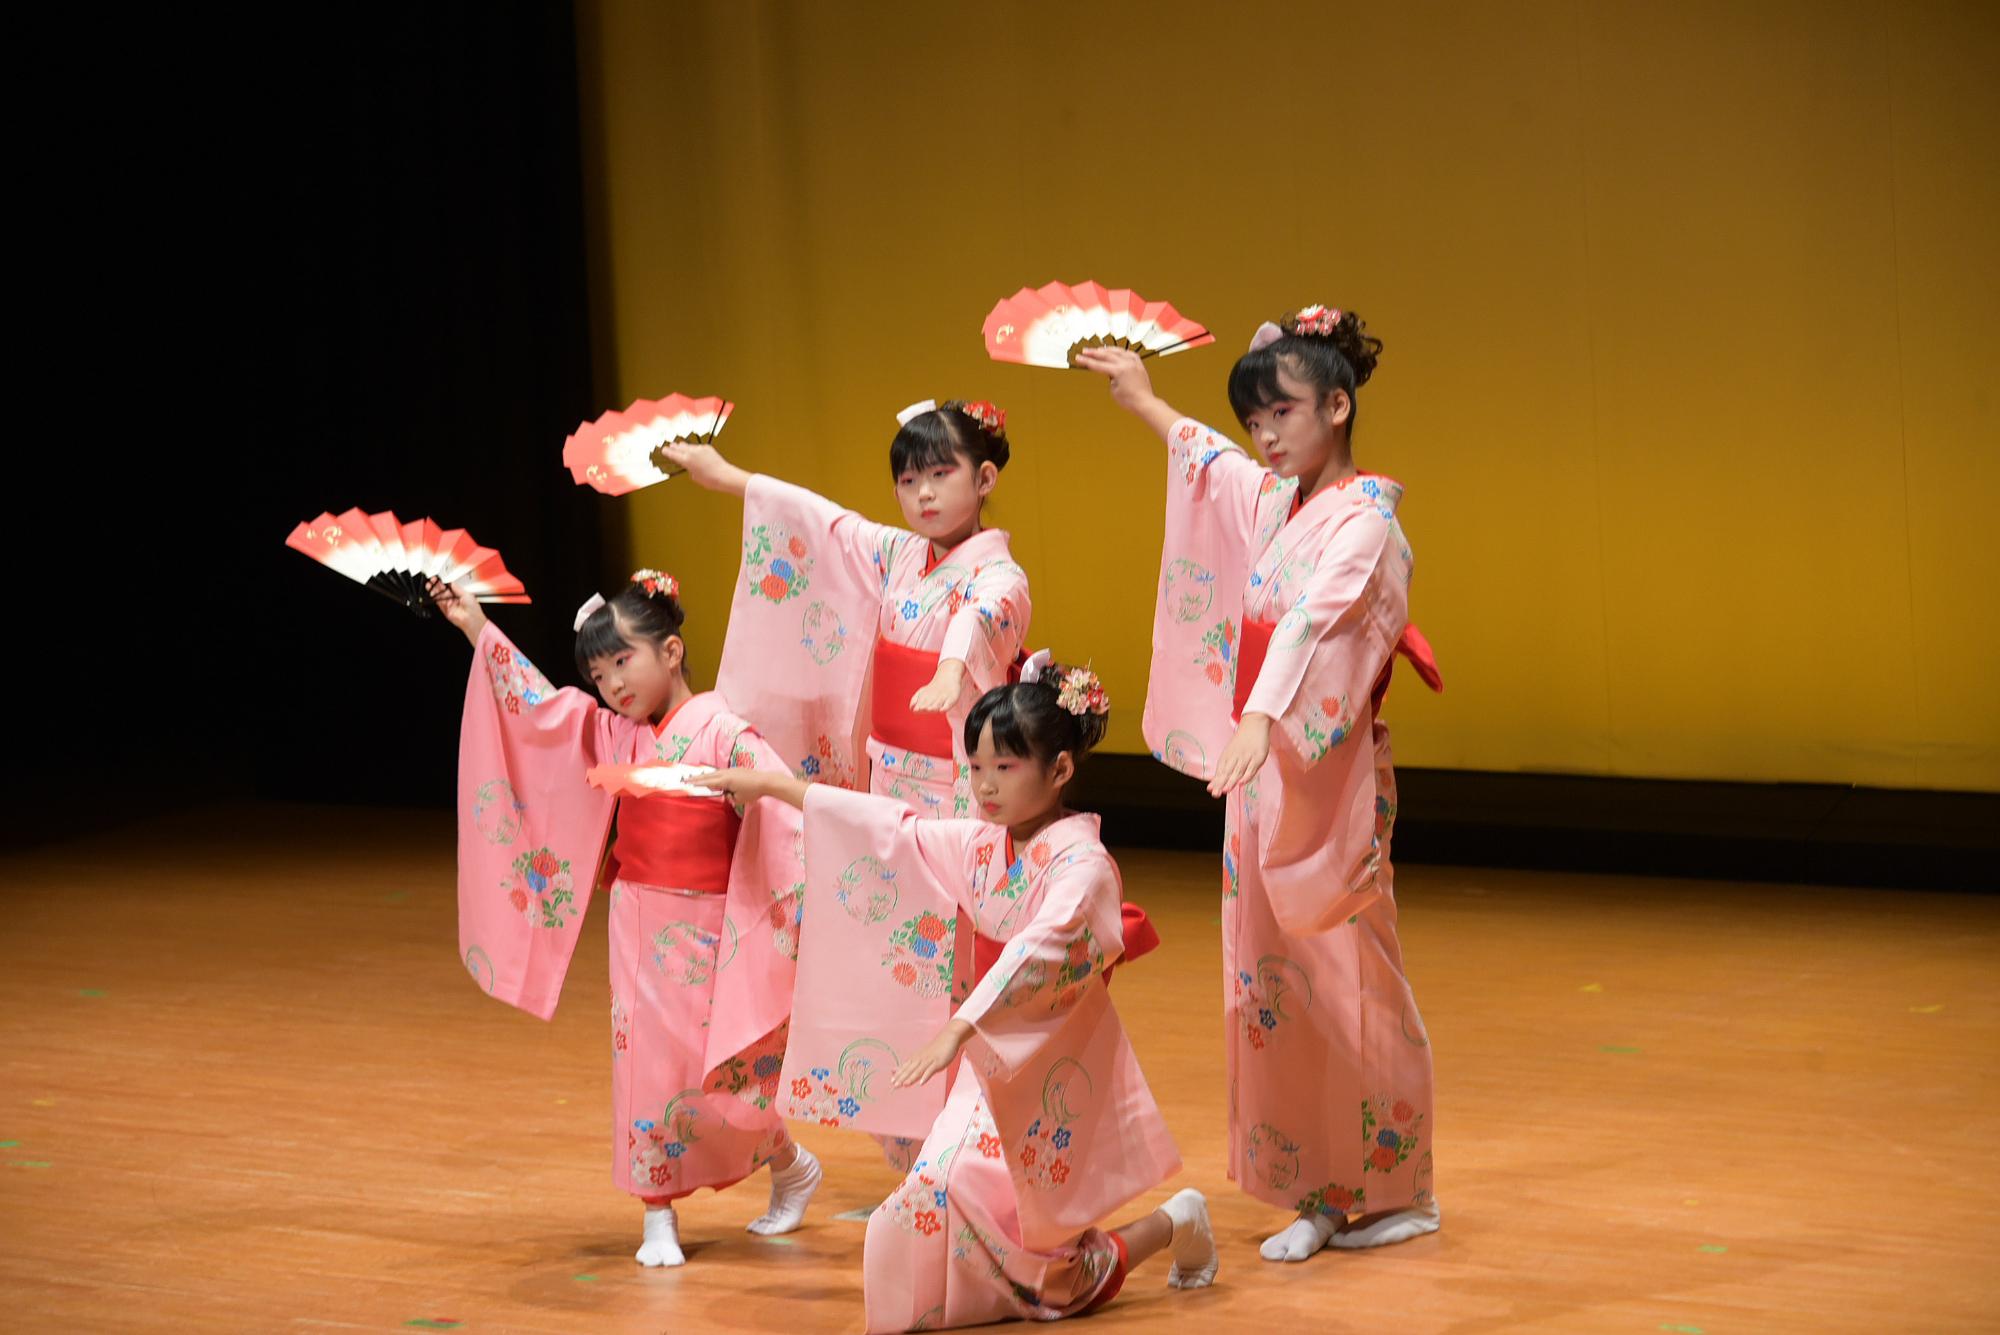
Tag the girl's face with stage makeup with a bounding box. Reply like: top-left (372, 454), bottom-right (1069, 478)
top-left (894, 451), bottom-right (995, 547)
top-left (1238, 364), bottom-right (1351, 480)
top-left (966, 720), bottom-right (1071, 829)
top-left (585, 625), bottom-right (683, 722)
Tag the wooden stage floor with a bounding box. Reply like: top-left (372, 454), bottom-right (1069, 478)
top-left (2, 803), bottom-right (1994, 1333)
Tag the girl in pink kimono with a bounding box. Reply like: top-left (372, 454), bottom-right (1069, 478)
top-left (693, 660), bottom-right (1217, 1331)
top-left (665, 400), bottom-right (1033, 1168)
top-left (1077, 305), bottom-right (1444, 1265)
top-left (660, 398), bottom-right (1030, 819)
top-left (427, 569), bottom-right (824, 1269)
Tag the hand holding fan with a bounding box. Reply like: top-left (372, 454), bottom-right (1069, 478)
top-left (564, 394), bottom-right (735, 496)
top-left (285, 508), bottom-right (529, 617)
top-left (586, 763), bottom-right (727, 799)
top-left (982, 281), bottom-right (1214, 369)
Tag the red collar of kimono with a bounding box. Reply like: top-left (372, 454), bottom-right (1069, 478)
top-left (923, 526), bottom-right (1010, 578)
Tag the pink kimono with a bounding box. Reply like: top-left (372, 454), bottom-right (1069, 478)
top-left (714, 476), bottom-right (1033, 1170)
top-left (775, 786), bottom-right (1179, 1332)
top-left (715, 475), bottom-right (1031, 818)
top-left (456, 623), bottom-right (805, 1202)
top-left (1144, 417), bottom-right (1441, 1223)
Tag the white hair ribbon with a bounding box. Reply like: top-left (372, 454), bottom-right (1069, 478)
top-left (1019, 648), bottom-right (1053, 683)
top-left (895, 398), bottom-right (938, 427)
top-left (572, 592), bottom-right (607, 632)
top-left (1247, 321), bottom-right (1286, 353)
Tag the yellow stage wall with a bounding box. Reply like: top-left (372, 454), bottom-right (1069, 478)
top-left (575, 0), bottom-right (1998, 791)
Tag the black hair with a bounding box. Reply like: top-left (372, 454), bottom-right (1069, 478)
top-left (963, 662), bottom-right (1109, 772)
top-left (889, 400), bottom-right (1011, 478)
top-left (1226, 308), bottom-right (1384, 437)
top-left (572, 576), bottom-right (688, 678)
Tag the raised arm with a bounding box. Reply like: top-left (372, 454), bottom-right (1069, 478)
top-left (657, 441), bottom-right (752, 497)
top-left (1074, 345), bottom-right (1184, 442)
top-left (427, 576), bottom-right (490, 646)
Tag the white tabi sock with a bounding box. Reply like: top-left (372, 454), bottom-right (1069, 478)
top-left (746, 1144), bottom-right (823, 1236)
top-left (1328, 1202), bottom-right (1441, 1249)
top-left (635, 1204), bottom-right (685, 1267)
top-left (1259, 1211), bottom-right (1339, 1262)
top-left (1160, 1188), bottom-right (1218, 1289)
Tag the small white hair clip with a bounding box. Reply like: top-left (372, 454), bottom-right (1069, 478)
top-left (572, 592), bottom-right (607, 632)
top-left (1019, 648), bottom-right (1053, 683)
top-left (1247, 321), bottom-right (1286, 353)
top-left (896, 398), bottom-right (938, 427)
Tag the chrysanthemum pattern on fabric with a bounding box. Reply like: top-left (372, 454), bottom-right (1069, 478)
top-left (503, 847), bottom-right (575, 928)
top-left (745, 524), bottom-right (812, 604)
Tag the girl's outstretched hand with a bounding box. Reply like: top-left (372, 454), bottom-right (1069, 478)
top-left (909, 659), bottom-right (966, 714)
top-left (891, 1019), bottom-right (973, 1088)
top-left (658, 442), bottom-right (752, 497)
top-left (1207, 712), bottom-right (1272, 797)
top-left (426, 577), bottom-right (488, 645)
top-left (686, 767), bottom-right (810, 810)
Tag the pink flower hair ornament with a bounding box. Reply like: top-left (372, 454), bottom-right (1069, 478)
top-left (1054, 665), bottom-right (1111, 718)
top-left (954, 400), bottom-right (1007, 435)
top-left (631, 568), bottom-right (680, 600)
top-left (1288, 303), bottom-right (1342, 337)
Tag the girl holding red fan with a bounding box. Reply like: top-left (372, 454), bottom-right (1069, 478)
top-left (664, 400), bottom-right (1033, 1166)
top-left (692, 659), bottom-right (1215, 1331)
top-left (662, 399), bottom-right (1029, 817)
top-left (426, 570), bottom-right (823, 1268)
top-left (1077, 306), bottom-right (1444, 1264)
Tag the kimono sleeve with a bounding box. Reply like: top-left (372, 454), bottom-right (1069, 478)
top-left (776, 785), bottom-right (981, 1140)
top-left (1141, 418), bottom-right (1297, 780)
top-left (457, 622), bottom-right (633, 1019)
top-left (715, 476), bottom-right (919, 787)
top-left (936, 557), bottom-right (1031, 698)
top-left (952, 846), bottom-right (1127, 1081)
top-left (704, 719), bottom-right (809, 1069)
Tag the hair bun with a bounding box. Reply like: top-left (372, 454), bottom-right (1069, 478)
top-left (1279, 304), bottom-right (1382, 386)
top-left (1331, 312), bottom-right (1382, 387)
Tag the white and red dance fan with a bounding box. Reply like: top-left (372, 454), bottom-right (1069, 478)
top-left (284, 508), bottom-right (530, 617)
top-left (563, 394), bottom-right (735, 496)
top-left (981, 281), bottom-right (1215, 369)
top-left (586, 763), bottom-right (726, 799)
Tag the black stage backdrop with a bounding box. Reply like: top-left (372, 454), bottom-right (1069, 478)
top-left (8, 5), bottom-right (612, 840)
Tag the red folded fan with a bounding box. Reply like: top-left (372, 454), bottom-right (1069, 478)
top-left (982, 281), bottom-right (1214, 369)
top-left (285, 508), bottom-right (529, 617)
top-left (564, 394), bottom-right (735, 496)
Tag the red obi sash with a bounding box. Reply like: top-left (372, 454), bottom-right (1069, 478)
top-left (967, 902), bottom-right (1160, 989)
top-left (1234, 618), bottom-right (1444, 723)
top-left (1232, 617), bottom-right (1277, 722)
top-left (972, 932), bottom-right (1005, 985)
top-left (611, 793), bottom-right (741, 892)
top-left (1374, 623), bottom-right (1444, 713)
top-left (870, 635), bottom-right (954, 757)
